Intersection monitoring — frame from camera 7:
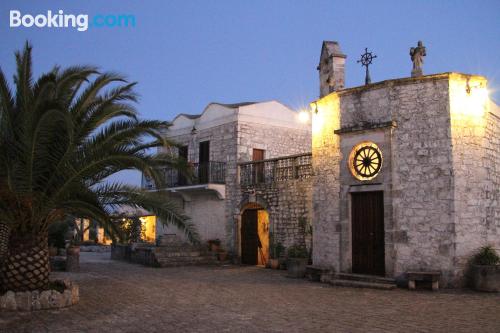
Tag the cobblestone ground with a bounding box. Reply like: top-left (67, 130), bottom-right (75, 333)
top-left (1, 252), bottom-right (499, 333)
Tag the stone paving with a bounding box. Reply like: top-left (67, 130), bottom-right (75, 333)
top-left (1, 252), bottom-right (499, 333)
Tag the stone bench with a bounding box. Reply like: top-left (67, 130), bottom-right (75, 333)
top-left (407, 271), bottom-right (441, 291)
top-left (306, 265), bottom-right (334, 282)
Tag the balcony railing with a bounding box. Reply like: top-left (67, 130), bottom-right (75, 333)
top-left (143, 161), bottom-right (226, 190)
top-left (239, 153), bottom-right (313, 186)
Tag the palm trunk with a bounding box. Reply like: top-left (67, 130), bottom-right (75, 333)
top-left (0, 222), bottom-right (10, 265)
top-left (0, 231), bottom-right (49, 292)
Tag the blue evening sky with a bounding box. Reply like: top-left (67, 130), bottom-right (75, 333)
top-left (1, 1), bottom-right (499, 184)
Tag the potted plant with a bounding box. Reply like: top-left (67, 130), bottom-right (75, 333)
top-left (286, 244), bottom-right (309, 278)
top-left (269, 242), bottom-right (284, 269)
top-left (207, 239), bottom-right (221, 252)
top-left (471, 245), bottom-right (500, 292)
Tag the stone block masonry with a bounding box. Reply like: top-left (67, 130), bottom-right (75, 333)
top-left (238, 178), bottom-right (313, 252)
top-left (311, 72), bottom-right (500, 287)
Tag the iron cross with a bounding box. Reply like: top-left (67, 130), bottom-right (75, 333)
top-left (357, 48), bottom-right (377, 85)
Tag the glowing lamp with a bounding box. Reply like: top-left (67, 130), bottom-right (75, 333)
top-left (298, 110), bottom-right (310, 123)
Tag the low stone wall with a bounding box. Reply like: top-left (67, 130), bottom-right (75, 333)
top-left (0, 279), bottom-right (79, 311)
top-left (111, 244), bottom-right (131, 261)
top-left (111, 244), bottom-right (158, 267)
top-left (80, 245), bottom-right (111, 252)
top-left (130, 246), bottom-right (158, 267)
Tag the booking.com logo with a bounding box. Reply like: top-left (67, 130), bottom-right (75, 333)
top-left (9, 10), bottom-right (136, 32)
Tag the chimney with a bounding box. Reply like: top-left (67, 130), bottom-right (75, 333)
top-left (318, 41), bottom-right (346, 98)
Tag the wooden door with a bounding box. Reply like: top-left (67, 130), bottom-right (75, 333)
top-left (241, 209), bottom-right (258, 265)
top-left (178, 146), bottom-right (188, 186)
top-left (252, 149), bottom-right (265, 184)
top-left (198, 141), bottom-right (210, 183)
top-left (351, 191), bottom-right (385, 276)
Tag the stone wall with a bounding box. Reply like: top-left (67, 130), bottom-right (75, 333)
top-left (156, 121), bottom-right (237, 244)
top-left (311, 94), bottom-right (341, 269)
top-left (156, 106), bottom-right (311, 253)
top-left (311, 73), bottom-right (499, 287)
top-left (485, 108), bottom-right (500, 246)
top-left (163, 121), bottom-right (238, 165)
top-left (227, 122), bottom-right (311, 253)
top-left (238, 178), bottom-right (313, 255)
top-left (449, 75), bottom-right (500, 283)
top-left (0, 279), bottom-right (79, 311)
top-left (389, 76), bottom-right (455, 284)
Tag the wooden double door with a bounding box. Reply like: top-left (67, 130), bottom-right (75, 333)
top-left (351, 191), bottom-right (385, 276)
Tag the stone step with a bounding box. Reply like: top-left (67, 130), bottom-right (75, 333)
top-left (329, 279), bottom-right (397, 290)
top-left (335, 273), bottom-right (396, 285)
top-left (151, 234), bottom-right (220, 267)
top-left (156, 246), bottom-right (201, 252)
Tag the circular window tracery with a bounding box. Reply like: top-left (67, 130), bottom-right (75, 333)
top-left (348, 142), bottom-right (383, 181)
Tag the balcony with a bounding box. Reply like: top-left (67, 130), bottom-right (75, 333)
top-left (239, 153), bottom-right (313, 186)
top-left (142, 161), bottom-right (226, 199)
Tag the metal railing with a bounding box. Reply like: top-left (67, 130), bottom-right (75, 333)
top-left (239, 153), bottom-right (313, 186)
top-left (143, 161), bottom-right (226, 189)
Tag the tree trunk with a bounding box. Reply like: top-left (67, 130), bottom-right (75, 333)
top-left (0, 232), bottom-right (49, 292)
top-left (0, 223), bottom-right (10, 265)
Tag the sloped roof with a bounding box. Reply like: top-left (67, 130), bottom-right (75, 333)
top-left (173, 102), bottom-right (258, 121)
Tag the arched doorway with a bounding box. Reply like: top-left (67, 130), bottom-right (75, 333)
top-left (241, 204), bottom-right (269, 266)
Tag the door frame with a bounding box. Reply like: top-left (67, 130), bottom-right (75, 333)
top-left (237, 201), bottom-right (271, 264)
top-left (346, 184), bottom-right (390, 276)
top-left (241, 209), bottom-right (259, 265)
top-left (350, 190), bottom-right (385, 276)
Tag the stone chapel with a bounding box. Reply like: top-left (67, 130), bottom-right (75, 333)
top-left (311, 41), bottom-right (499, 287)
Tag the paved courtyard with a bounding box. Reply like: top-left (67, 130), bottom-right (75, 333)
top-left (1, 252), bottom-right (499, 333)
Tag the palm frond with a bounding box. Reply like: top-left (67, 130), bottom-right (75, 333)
top-left (0, 42), bottom-right (198, 247)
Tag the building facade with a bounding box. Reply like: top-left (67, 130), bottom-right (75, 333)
top-left (143, 101), bottom-right (311, 262)
top-left (143, 41), bottom-right (499, 287)
top-left (311, 42), bottom-right (499, 286)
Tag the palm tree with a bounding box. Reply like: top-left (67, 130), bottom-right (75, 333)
top-left (0, 42), bottom-right (198, 292)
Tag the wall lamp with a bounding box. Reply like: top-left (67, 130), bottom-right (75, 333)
top-left (312, 101), bottom-right (318, 114)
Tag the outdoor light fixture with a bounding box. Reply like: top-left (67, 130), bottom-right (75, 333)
top-left (312, 101), bottom-right (318, 114)
top-left (465, 79), bottom-right (486, 95)
top-left (298, 110), bottom-right (310, 123)
top-left (190, 126), bottom-right (197, 135)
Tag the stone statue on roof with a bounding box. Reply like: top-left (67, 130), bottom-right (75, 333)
top-left (410, 41), bottom-right (426, 77)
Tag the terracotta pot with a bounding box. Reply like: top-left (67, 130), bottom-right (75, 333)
top-left (269, 258), bottom-right (280, 269)
top-left (210, 243), bottom-right (220, 252)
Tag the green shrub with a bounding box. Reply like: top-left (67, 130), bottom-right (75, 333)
top-left (473, 246), bottom-right (500, 265)
top-left (287, 244), bottom-right (308, 258)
